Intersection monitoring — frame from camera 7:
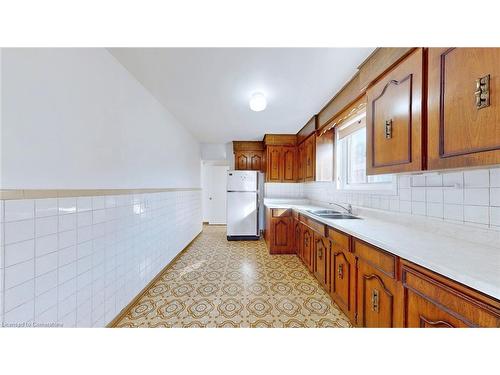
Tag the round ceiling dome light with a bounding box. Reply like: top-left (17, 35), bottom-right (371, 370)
top-left (249, 92), bottom-right (267, 112)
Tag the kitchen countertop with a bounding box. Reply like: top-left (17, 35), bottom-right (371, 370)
top-left (264, 199), bottom-right (500, 300)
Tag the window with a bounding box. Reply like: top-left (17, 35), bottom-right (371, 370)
top-left (336, 113), bottom-right (396, 192)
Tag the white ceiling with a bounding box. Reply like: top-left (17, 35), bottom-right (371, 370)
top-left (109, 48), bottom-right (375, 143)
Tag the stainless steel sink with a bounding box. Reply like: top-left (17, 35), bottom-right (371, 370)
top-left (307, 209), bottom-right (341, 215)
top-left (318, 214), bottom-right (361, 220)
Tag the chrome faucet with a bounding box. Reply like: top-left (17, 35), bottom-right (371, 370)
top-left (328, 202), bottom-right (353, 214)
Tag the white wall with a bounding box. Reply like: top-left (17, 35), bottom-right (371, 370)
top-left (0, 48), bottom-right (200, 189)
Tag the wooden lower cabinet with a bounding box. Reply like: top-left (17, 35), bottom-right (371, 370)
top-left (266, 208), bottom-right (294, 254)
top-left (357, 260), bottom-right (403, 327)
top-left (354, 239), bottom-right (403, 327)
top-left (401, 260), bottom-right (500, 328)
top-left (294, 218), bottom-right (302, 258)
top-left (330, 241), bottom-right (356, 323)
top-left (264, 210), bottom-right (499, 328)
top-left (301, 225), bottom-right (314, 272)
top-left (313, 233), bottom-right (329, 290)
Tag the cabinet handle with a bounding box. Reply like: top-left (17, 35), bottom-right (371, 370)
top-left (337, 264), bottom-right (343, 279)
top-left (318, 248), bottom-right (323, 258)
top-left (384, 119), bottom-right (393, 139)
top-left (475, 75), bottom-right (490, 109)
top-left (371, 289), bottom-right (380, 313)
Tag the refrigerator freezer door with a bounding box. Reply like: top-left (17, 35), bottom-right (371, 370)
top-left (227, 191), bottom-right (258, 237)
top-left (227, 170), bottom-right (258, 192)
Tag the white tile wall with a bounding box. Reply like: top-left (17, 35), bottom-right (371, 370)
top-left (264, 183), bottom-right (304, 199)
top-left (303, 167), bottom-right (500, 231)
top-left (0, 190), bottom-right (201, 328)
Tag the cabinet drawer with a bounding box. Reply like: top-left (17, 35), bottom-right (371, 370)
top-left (299, 214), bottom-right (326, 236)
top-left (272, 208), bottom-right (291, 217)
top-left (327, 227), bottom-right (350, 251)
top-left (401, 261), bottom-right (500, 328)
top-left (354, 240), bottom-right (396, 279)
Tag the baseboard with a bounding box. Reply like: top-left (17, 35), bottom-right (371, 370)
top-left (106, 230), bottom-right (203, 328)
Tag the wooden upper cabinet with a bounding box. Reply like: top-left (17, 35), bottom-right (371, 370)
top-left (366, 48), bottom-right (425, 175)
top-left (236, 152), bottom-right (250, 170)
top-left (265, 145), bottom-right (297, 182)
top-left (428, 48), bottom-right (500, 170)
top-left (233, 141), bottom-right (264, 171)
top-left (282, 146), bottom-right (296, 182)
top-left (250, 152), bottom-right (263, 171)
top-left (297, 143), bottom-right (305, 181)
top-left (235, 151), bottom-right (263, 171)
top-left (304, 135), bottom-right (316, 181)
top-left (267, 146), bottom-right (282, 182)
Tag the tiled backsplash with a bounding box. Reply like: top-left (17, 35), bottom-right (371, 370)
top-left (304, 167), bottom-right (500, 231)
top-left (264, 183), bottom-right (304, 199)
top-left (0, 190), bottom-right (202, 327)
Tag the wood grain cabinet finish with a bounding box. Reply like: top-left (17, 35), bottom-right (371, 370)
top-left (314, 233), bottom-right (330, 289)
top-left (401, 261), bottom-right (500, 328)
top-left (294, 218), bottom-right (302, 258)
top-left (268, 209), bottom-right (294, 254)
top-left (266, 146), bottom-right (282, 182)
top-left (304, 135), bottom-right (316, 181)
top-left (297, 142), bottom-right (305, 181)
top-left (282, 146), bottom-right (296, 182)
top-left (354, 240), bottom-right (403, 327)
top-left (301, 225), bottom-right (314, 272)
top-left (265, 146), bottom-right (297, 182)
top-left (366, 48), bottom-right (425, 175)
top-left (428, 48), bottom-right (500, 170)
top-left (329, 229), bottom-right (356, 322)
top-left (235, 151), bottom-right (263, 171)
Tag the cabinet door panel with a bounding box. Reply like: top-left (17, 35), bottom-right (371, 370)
top-left (236, 152), bottom-right (249, 170)
top-left (267, 146), bottom-right (282, 182)
top-left (282, 146), bottom-right (296, 182)
top-left (301, 227), bottom-right (313, 272)
top-left (294, 219), bottom-right (301, 257)
top-left (270, 217), bottom-right (294, 254)
top-left (297, 143), bottom-right (304, 181)
top-left (428, 48), bottom-right (500, 169)
top-left (314, 233), bottom-right (328, 288)
top-left (250, 152), bottom-right (263, 171)
top-left (305, 136), bottom-right (315, 181)
top-left (366, 48), bottom-right (424, 175)
top-left (357, 260), bottom-right (401, 327)
top-left (331, 249), bottom-right (354, 317)
top-left (406, 290), bottom-right (467, 328)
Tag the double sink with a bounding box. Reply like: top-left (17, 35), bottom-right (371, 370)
top-left (306, 209), bottom-right (361, 220)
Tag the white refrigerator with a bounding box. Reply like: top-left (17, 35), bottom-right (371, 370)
top-left (226, 170), bottom-right (263, 240)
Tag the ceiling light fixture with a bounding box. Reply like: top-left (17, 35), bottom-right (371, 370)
top-left (249, 92), bottom-right (267, 112)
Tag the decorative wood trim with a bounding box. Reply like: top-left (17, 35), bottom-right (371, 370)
top-left (233, 141), bottom-right (264, 152)
top-left (263, 134), bottom-right (297, 146)
top-left (107, 230), bottom-right (203, 327)
top-left (0, 188), bottom-right (201, 200)
top-left (371, 74), bottom-right (413, 168)
top-left (419, 316), bottom-right (455, 328)
top-left (439, 48), bottom-right (500, 158)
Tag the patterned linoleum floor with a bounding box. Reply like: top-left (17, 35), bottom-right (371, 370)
top-left (114, 225), bottom-right (352, 328)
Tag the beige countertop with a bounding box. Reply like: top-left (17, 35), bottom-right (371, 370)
top-left (264, 198), bottom-right (500, 300)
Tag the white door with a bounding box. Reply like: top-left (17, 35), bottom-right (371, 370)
top-left (207, 165), bottom-right (229, 224)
